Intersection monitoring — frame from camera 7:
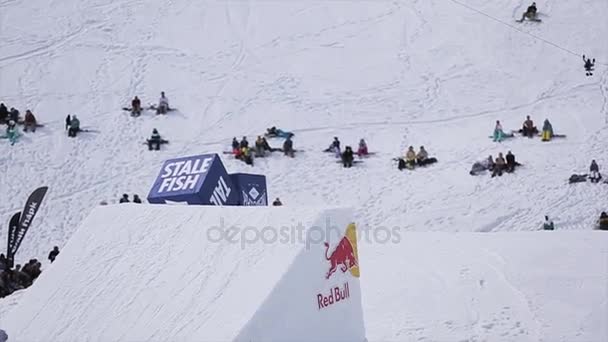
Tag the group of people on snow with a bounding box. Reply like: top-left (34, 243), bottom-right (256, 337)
top-left (119, 194), bottom-right (143, 203)
top-left (129, 92), bottom-right (171, 116)
top-left (0, 248), bottom-right (58, 298)
top-left (470, 151), bottom-right (520, 177)
top-left (230, 131), bottom-right (297, 165)
top-left (1, 103), bottom-right (39, 145)
top-left (398, 146), bottom-right (434, 170)
top-left (65, 114), bottom-right (81, 137)
top-left (493, 116), bottom-right (555, 142)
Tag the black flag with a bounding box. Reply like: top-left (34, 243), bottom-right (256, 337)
top-left (7, 212), bottom-right (21, 268)
top-left (7, 186), bottom-right (48, 264)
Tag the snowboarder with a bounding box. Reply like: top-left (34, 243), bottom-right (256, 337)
top-left (157, 91), bottom-right (170, 114)
top-left (48, 246), bottom-right (60, 263)
top-left (133, 194), bottom-right (142, 203)
top-left (416, 146), bottom-right (429, 165)
top-left (358, 139), bottom-right (368, 156)
top-left (324, 137), bottom-right (340, 152)
top-left (259, 137), bottom-right (270, 152)
top-left (589, 160), bottom-right (601, 183)
top-left (68, 115), bottom-right (80, 137)
top-left (242, 147), bottom-right (254, 166)
top-left (273, 198), bottom-right (283, 206)
top-left (5, 121), bottom-right (19, 145)
top-left (599, 212), bottom-right (608, 230)
top-left (119, 194), bottom-right (130, 203)
top-left (541, 119), bottom-right (553, 141)
top-left (518, 2), bottom-right (538, 22)
top-left (9, 108), bottom-right (19, 123)
top-left (148, 129), bottom-right (162, 151)
top-left (266, 126), bottom-right (278, 136)
top-left (254, 136), bottom-right (265, 157)
top-left (240, 136), bottom-right (249, 149)
top-left (505, 151), bottom-right (518, 173)
top-left (583, 55), bottom-right (595, 76)
top-left (23, 110), bottom-right (37, 132)
top-left (231, 137), bottom-right (240, 153)
top-left (283, 136), bottom-right (294, 157)
top-left (398, 146), bottom-right (417, 170)
top-left (492, 153), bottom-right (506, 177)
top-left (131, 96), bottom-right (142, 116)
top-left (65, 114), bottom-right (71, 131)
top-left (493, 120), bottom-right (505, 142)
top-left (470, 155), bottom-right (495, 175)
top-left (342, 146), bottom-right (354, 168)
top-left (0, 103), bottom-right (7, 124)
top-left (543, 216), bottom-right (554, 230)
top-left (521, 115), bottom-right (537, 138)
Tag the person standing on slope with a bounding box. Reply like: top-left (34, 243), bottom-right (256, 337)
top-left (157, 91), bottom-right (170, 114)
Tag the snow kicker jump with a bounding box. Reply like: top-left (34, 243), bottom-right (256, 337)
top-left (1, 205), bottom-right (366, 341)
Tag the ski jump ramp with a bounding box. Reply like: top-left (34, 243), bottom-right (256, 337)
top-left (1, 205), bottom-right (366, 342)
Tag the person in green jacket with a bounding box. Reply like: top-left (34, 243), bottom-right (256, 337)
top-left (5, 120), bottom-right (19, 145)
top-left (148, 128), bottom-right (162, 150)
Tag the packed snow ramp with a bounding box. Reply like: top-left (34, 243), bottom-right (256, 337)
top-left (1, 205), bottom-right (366, 342)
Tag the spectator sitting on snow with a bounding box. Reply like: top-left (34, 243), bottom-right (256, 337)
top-left (599, 212), bottom-right (608, 230)
top-left (543, 216), bottom-right (554, 230)
top-left (492, 153), bottom-right (506, 177)
top-left (589, 160), bottom-right (601, 183)
top-left (358, 139), bottom-right (368, 156)
top-left (133, 194), bottom-right (142, 203)
top-left (273, 198), bottom-right (283, 206)
top-left (119, 194), bottom-right (130, 203)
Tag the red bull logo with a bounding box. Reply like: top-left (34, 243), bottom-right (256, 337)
top-left (324, 223), bottom-right (360, 279)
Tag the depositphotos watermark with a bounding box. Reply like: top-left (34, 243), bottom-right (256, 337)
top-left (206, 217), bottom-right (402, 249)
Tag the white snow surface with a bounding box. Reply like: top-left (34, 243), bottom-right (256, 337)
top-left (1, 205), bottom-right (366, 341)
top-left (0, 0), bottom-right (608, 340)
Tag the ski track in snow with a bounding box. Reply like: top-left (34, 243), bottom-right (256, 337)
top-left (0, 0), bottom-right (607, 338)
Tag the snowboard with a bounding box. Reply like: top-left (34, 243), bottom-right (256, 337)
top-left (336, 160), bottom-right (364, 165)
top-left (143, 139), bottom-right (169, 145)
top-left (16, 121), bottom-right (44, 128)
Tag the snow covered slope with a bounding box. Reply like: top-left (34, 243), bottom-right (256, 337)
top-left (1, 0), bottom-right (607, 340)
top-left (361, 231), bottom-right (608, 341)
top-left (2, 204), bottom-right (606, 341)
top-left (1, 0), bottom-right (607, 263)
top-left (1, 204), bottom-right (365, 341)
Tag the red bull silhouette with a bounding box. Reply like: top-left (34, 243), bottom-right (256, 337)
top-left (324, 237), bottom-right (358, 279)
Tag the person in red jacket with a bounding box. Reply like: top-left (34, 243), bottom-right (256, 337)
top-left (23, 110), bottom-right (37, 132)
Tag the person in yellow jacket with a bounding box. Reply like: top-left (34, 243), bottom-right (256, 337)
top-left (405, 146), bottom-right (417, 169)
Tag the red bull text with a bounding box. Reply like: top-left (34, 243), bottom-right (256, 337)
top-left (317, 282), bottom-right (350, 310)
